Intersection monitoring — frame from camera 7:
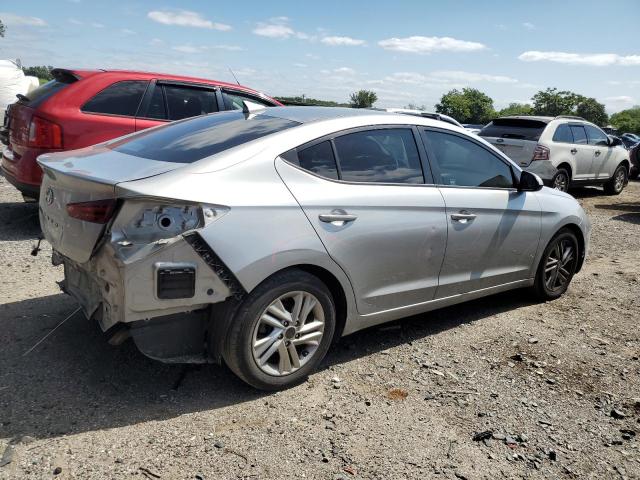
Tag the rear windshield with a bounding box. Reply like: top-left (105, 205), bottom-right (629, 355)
top-left (479, 119), bottom-right (547, 141)
top-left (18, 71), bottom-right (78, 108)
top-left (110, 111), bottom-right (298, 163)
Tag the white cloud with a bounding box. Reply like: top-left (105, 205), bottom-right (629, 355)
top-left (173, 45), bottom-right (200, 54)
top-left (293, 63), bottom-right (308, 68)
top-left (431, 70), bottom-right (518, 84)
top-left (333, 67), bottom-right (356, 74)
top-left (90, 22), bottom-right (105, 28)
top-left (519, 51), bottom-right (640, 66)
top-left (321, 36), bottom-right (366, 46)
top-left (523, 22), bottom-right (535, 30)
top-left (378, 36), bottom-right (486, 54)
top-left (1, 13), bottom-right (47, 27)
top-left (252, 17), bottom-right (309, 40)
top-left (120, 28), bottom-right (136, 35)
top-left (147, 10), bottom-right (231, 31)
top-left (68, 18), bottom-right (83, 25)
top-left (149, 38), bottom-right (164, 46)
top-left (172, 44), bottom-right (244, 53)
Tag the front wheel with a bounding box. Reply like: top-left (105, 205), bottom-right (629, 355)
top-left (551, 168), bottom-right (570, 192)
top-left (533, 229), bottom-right (579, 301)
top-left (603, 165), bottom-right (627, 195)
top-left (222, 270), bottom-right (336, 390)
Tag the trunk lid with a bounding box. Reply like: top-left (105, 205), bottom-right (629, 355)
top-left (479, 118), bottom-right (548, 167)
top-left (38, 146), bottom-right (184, 263)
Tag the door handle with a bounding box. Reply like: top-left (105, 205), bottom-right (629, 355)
top-left (319, 210), bottom-right (357, 224)
top-left (451, 211), bottom-right (477, 223)
top-left (595, 150), bottom-right (601, 156)
top-left (570, 148), bottom-right (577, 154)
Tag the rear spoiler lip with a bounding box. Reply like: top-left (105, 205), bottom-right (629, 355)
top-left (50, 68), bottom-right (84, 83)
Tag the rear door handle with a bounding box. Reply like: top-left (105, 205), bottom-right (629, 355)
top-left (319, 210), bottom-right (357, 224)
top-left (570, 148), bottom-right (577, 154)
top-left (451, 211), bottom-right (477, 223)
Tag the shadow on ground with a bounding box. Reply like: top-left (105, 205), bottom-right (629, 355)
top-left (0, 289), bottom-right (535, 441)
top-left (593, 202), bottom-right (640, 224)
top-left (0, 202), bottom-right (40, 241)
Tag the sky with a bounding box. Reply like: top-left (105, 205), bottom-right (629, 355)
top-left (1, 0), bottom-right (639, 113)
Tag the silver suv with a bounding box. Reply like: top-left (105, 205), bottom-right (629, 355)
top-left (480, 116), bottom-right (630, 194)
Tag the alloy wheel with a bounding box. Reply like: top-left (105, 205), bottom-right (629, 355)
top-left (614, 168), bottom-right (625, 192)
top-left (553, 172), bottom-right (568, 192)
top-left (543, 238), bottom-right (577, 293)
top-left (251, 291), bottom-right (325, 376)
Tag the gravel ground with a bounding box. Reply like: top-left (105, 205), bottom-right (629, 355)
top-left (0, 175), bottom-right (639, 480)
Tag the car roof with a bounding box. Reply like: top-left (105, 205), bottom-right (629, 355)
top-left (262, 106), bottom-right (395, 124)
top-left (497, 115), bottom-right (555, 123)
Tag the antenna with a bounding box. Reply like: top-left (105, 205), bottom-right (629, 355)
top-left (228, 67), bottom-right (240, 85)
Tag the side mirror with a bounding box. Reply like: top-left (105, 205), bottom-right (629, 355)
top-left (609, 136), bottom-right (622, 147)
top-left (518, 170), bottom-right (543, 192)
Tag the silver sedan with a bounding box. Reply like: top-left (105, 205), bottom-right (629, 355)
top-left (37, 106), bottom-right (591, 390)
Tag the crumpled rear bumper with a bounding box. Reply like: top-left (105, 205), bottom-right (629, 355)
top-left (524, 160), bottom-right (557, 185)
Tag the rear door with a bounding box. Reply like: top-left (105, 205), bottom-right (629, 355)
top-left (478, 118), bottom-right (546, 167)
top-left (421, 128), bottom-right (541, 297)
top-left (276, 126), bottom-right (448, 315)
top-left (584, 124), bottom-right (613, 179)
top-left (568, 125), bottom-right (594, 179)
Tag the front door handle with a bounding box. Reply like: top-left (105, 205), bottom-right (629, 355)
top-left (319, 209), bottom-right (357, 225)
top-left (451, 211), bottom-right (477, 223)
top-left (570, 148), bottom-right (578, 154)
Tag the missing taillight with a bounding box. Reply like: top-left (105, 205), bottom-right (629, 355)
top-left (66, 199), bottom-right (117, 224)
top-left (532, 144), bottom-right (550, 161)
top-left (28, 116), bottom-right (63, 149)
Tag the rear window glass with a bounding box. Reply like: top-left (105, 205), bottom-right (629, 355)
top-left (82, 80), bottom-right (148, 117)
top-left (110, 111), bottom-right (299, 163)
top-left (19, 79), bottom-right (73, 107)
top-left (479, 119), bottom-right (547, 141)
top-left (552, 124), bottom-right (574, 143)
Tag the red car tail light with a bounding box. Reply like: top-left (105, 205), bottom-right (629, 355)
top-left (66, 199), bottom-right (117, 224)
top-left (531, 144), bottom-right (550, 161)
top-left (28, 116), bottom-right (63, 149)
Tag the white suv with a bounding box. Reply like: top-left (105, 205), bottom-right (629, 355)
top-left (479, 116), bottom-right (630, 194)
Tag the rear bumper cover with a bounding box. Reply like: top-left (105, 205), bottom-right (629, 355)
top-left (1, 164), bottom-right (40, 198)
top-left (523, 160), bottom-right (557, 186)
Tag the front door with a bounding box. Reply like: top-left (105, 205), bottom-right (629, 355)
top-left (420, 128), bottom-right (541, 298)
top-left (276, 127), bottom-right (448, 315)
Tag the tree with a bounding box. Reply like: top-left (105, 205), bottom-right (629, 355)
top-left (435, 88), bottom-right (494, 124)
top-left (0, 19), bottom-right (5, 38)
top-left (349, 90), bottom-right (377, 108)
top-left (531, 88), bottom-right (583, 116)
top-left (497, 103), bottom-right (533, 117)
top-left (23, 65), bottom-right (54, 81)
top-left (610, 106), bottom-right (640, 135)
top-left (576, 97), bottom-right (608, 126)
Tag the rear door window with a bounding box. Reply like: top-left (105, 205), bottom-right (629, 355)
top-left (334, 129), bottom-right (424, 184)
top-left (163, 84), bottom-right (219, 121)
top-left (479, 119), bottom-right (547, 141)
top-left (142, 84), bottom-right (167, 120)
top-left (283, 141), bottom-right (339, 180)
top-left (222, 90), bottom-right (274, 110)
top-left (584, 125), bottom-right (609, 146)
top-left (569, 125), bottom-right (588, 145)
top-left (552, 124), bottom-right (574, 143)
top-left (82, 80), bottom-right (148, 117)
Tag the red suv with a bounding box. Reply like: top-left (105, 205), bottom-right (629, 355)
top-left (1, 68), bottom-right (282, 200)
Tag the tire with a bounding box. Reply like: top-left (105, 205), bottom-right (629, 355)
top-left (533, 229), bottom-right (579, 301)
top-left (222, 269), bottom-right (336, 390)
top-left (551, 168), bottom-right (570, 192)
top-left (603, 165), bottom-right (627, 195)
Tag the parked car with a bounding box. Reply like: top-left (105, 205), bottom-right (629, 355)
top-left (38, 106), bottom-right (590, 390)
top-left (629, 142), bottom-right (640, 179)
top-left (614, 134), bottom-right (640, 149)
top-left (621, 133), bottom-right (640, 144)
top-left (383, 108), bottom-right (463, 128)
top-left (479, 116), bottom-right (630, 194)
top-left (1, 68), bottom-right (281, 200)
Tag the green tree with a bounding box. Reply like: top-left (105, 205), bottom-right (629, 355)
top-left (435, 88), bottom-right (495, 124)
top-left (0, 19), bottom-right (6, 38)
top-left (531, 88), bottom-right (584, 116)
top-left (349, 90), bottom-right (378, 108)
top-left (575, 97), bottom-right (608, 126)
top-left (23, 65), bottom-right (54, 81)
top-left (610, 106), bottom-right (640, 135)
top-left (497, 103), bottom-right (533, 117)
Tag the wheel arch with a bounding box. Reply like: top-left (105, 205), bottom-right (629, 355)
top-left (556, 162), bottom-right (573, 180)
top-left (559, 223), bottom-right (586, 273)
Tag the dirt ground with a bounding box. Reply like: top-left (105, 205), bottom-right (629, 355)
top-left (0, 175), bottom-right (639, 480)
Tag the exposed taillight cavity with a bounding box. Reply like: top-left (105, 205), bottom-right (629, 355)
top-left (28, 116), bottom-right (63, 149)
top-left (532, 144), bottom-right (550, 161)
top-left (66, 199), bottom-right (117, 224)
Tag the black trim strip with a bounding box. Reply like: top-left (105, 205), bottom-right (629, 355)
top-left (183, 232), bottom-right (246, 300)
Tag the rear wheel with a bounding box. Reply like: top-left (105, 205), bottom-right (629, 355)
top-left (603, 165), bottom-right (627, 195)
top-left (533, 229), bottom-right (579, 301)
top-left (552, 168), bottom-right (570, 192)
top-left (222, 270), bottom-right (335, 390)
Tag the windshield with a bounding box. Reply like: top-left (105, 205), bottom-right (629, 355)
top-left (479, 118), bottom-right (547, 141)
top-left (110, 111), bottom-right (299, 163)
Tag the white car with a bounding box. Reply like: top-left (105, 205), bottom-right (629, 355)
top-left (479, 116), bottom-right (630, 194)
top-left (382, 108), bottom-right (463, 129)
